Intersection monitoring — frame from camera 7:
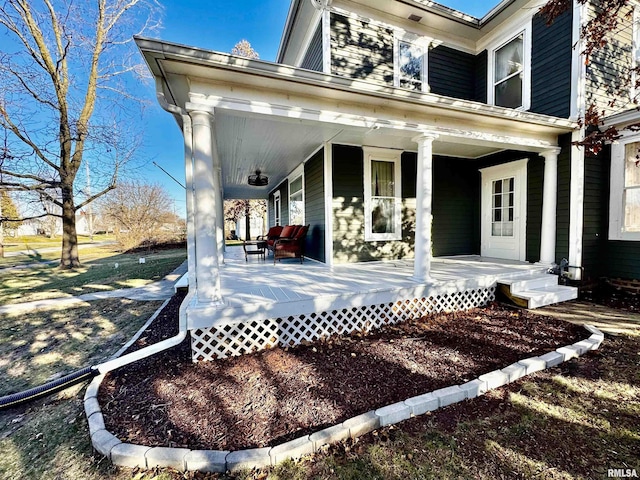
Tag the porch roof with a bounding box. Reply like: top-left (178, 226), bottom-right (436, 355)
top-left (136, 37), bottom-right (576, 199)
top-left (185, 246), bottom-right (547, 330)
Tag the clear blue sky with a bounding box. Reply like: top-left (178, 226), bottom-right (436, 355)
top-left (141, 0), bottom-right (497, 215)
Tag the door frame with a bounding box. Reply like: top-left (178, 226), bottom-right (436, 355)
top-left (479, 159), bottom-right (528, 261)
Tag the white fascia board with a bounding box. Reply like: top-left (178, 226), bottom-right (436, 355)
top-left (480, 0), bottom-right (519, 25)
top-left (276, 0), bottom-right (303, 64)
top-left (602, 108), bottom-right (640, 129)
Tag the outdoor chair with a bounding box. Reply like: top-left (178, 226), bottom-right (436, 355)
top-left (273, 224), bottom-right (309, 264)
top-left (257, 225), bottom-right (283, 251)
top-left (264, 224), bottom-right (299, 255)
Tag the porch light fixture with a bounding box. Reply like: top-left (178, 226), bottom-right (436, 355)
top-left (248, 170), bottom-right (268, 186)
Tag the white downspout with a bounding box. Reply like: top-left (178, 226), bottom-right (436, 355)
top-left (97, 79), bottom-right (196, 374)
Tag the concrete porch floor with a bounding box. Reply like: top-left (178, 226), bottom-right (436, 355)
top-left (184, 246), bottom-right (549, 330)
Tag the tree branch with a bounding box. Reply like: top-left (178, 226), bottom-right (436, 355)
top-left (0, 105), bottom-right (60, 172)
top-left (1, 212), bottom-right (52, 222)
top-left (2, 63), bottom-right (58, 109)
top-left (74, 182), bottom-right (116, 211)
top-left (0, 167), bottom-right (59, 185)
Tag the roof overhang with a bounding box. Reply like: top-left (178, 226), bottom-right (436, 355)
top-left (137, 37), bottom-right (576, 199)
top-left (277, 0), bottom-right (533, 63)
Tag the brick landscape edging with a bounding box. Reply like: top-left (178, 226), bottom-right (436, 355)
top-left (84, 324), bottom-right (605, 473)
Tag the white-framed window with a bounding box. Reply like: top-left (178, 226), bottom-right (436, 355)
top-left (609, 135), bottom-right (640, 240)
top-left (288, 166), bottom-right (304, 225)
top-left (487, 24), bottom-right (531, 110)
top-left (393, 33), bottom-right (430, 92)
top-left (273, 190), bottom-right (281, 226)
top-left (363, 147), bottom-right (402, 241)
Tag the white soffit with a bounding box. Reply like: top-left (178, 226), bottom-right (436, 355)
top-left (215, 109), bottom-right (509, 199)
top-left (217, 111), bottom-right (341, 199)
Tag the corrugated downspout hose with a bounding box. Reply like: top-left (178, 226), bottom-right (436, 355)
top-left (0, 289), bottom-right (193, 411)
top-left (0, 366), bottom-right (99, 410)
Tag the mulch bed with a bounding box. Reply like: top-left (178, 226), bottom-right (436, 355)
top-left (580, 279), bottom-right (640, 312)
top-left (99, 295), bottom-right (586, 451)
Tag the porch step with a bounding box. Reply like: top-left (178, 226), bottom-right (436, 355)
top-left (498, 274), bottom-right (578, 309)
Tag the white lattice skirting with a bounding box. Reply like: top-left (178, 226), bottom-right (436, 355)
top-left (190, 287), bottom-right (496, 362)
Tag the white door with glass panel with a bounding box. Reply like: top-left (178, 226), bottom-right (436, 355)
top-left (480, 160), bottom-right (528, 261)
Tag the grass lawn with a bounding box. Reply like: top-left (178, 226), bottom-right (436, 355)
top-left (0, 299), bottom-right (163, 480)
top-left (0, 247), bottom-right (186, 305)
top-left (1, 234), bottom-right (115, 253)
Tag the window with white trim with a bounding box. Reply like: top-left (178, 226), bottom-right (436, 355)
top-left (488, 24), bottom-right (531, 110)
top-left (394, 34), bottom-right (429, 92)
top-left (273, 191), bottom-right (281, 226)
top-left (363, 148), bottom-right (402, 241)
top-left (289, 172), bottom-right (304, 225)
top-left (609, 136), bottom-right (640, 240)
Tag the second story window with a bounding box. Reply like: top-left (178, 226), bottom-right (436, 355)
top-left (488, 24), bottom-right (531, 110)
top-left (394, 34), bottom-right (429, 92)
top-left (494, 33), bottom-right (524, 108)
top-left (398, 41), bottom-right (423, 90)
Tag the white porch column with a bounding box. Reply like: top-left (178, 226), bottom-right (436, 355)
top-left (216, 163), bottom-right (225, 256)
top-left (539, 148), bottom-right (561, 265)
top-left (412, 132), bottom-right (438, 282)
top-left (190, 110), bottom-right (223, 303)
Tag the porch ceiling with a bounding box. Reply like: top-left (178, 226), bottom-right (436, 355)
top-left (217, 109), bottom-right (510, 199)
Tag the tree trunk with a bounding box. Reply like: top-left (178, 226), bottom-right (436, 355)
top-left (60, 186), bottom-right (80, 268)
top-left (245, 204), bottom-right (251, 241)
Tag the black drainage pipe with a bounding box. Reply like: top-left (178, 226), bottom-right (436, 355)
top-left (0, 366), bottom-right (99, 410)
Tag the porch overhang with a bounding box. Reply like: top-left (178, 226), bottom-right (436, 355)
top-left (136, 37), bottom-right (576, 199)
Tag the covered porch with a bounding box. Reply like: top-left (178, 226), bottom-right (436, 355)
top-left (135, 38), bottom-right (578, 361)
top-left (187, 247), bottom-right (550, 360)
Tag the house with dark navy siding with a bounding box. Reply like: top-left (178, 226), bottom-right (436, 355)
top-left (135, 0), bottom-right (640, 361)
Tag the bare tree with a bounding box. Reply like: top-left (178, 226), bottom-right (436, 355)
top-left (0, 0), bottom-right (161, 268)
top-left (100, 180), bottom-right (173, 251)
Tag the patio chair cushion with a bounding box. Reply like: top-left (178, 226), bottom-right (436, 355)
top-left (280, 225), bottom-right (298, 239)
top-left (264, 225), bottom-right (283, 239)
top-left (294, 225), bottom-right (308, 239)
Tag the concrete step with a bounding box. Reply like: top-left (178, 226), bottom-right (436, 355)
top-left (500, 274), bottom-right (560, 293)
top-left (511, 285), bottom-right (578, 309)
